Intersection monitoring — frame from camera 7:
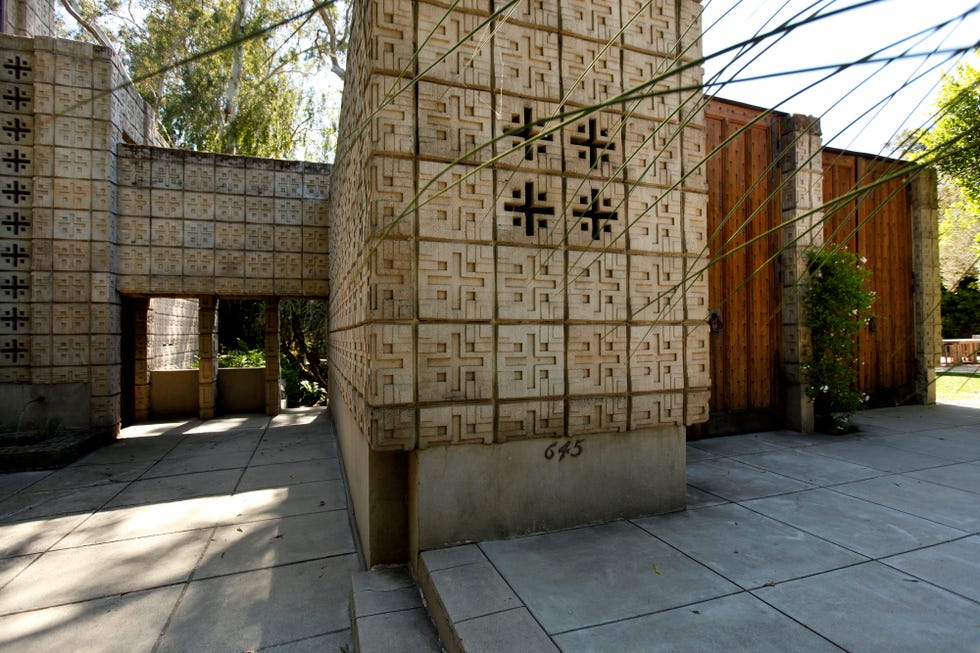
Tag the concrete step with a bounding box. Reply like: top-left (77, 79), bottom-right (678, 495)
top-left (351, 565), bottom-right (443, 653)
top-left (416, 545), bottom-right (558, 653)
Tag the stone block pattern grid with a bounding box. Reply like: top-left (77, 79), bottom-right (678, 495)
top-left (1, 32), bottom-right (167, 427)
top-left (116, 146), bottom-right (330, 299)
top-left (327, 0), bottom-right (709, 450)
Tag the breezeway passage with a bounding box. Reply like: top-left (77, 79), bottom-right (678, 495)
top-left (0, 408), bottom-right (358, 652)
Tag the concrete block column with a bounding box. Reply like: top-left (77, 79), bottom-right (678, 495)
top-left (198, 295), bottom-right (218, 420)
top-left (779, 114), bottom-right (824, 433)
top-left (264, 298), bottom-right (281, 416)
top-left (910, 167), bottom-right (941, 404)
top-left (133, 298), bottom-right (151, 421)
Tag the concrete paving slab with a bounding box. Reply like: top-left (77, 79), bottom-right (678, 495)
top-left (0, 471), bottom-right (49, 499)
top-left (72, 437), bottom-right (182, 465)
top-left (163, 430), bottom-right (264, 458)
top-left (0, 513), bottom-right (88, 557)
top-left (155, 555), bottom-right (358, 652)
top-left (905, 462), bottom-right (980, 494)
top-left (686, 458), bottom-right (814, 501)
top-left (140, 450), bottom-right (253, 478)
top-left (805, 439), bottom-right (951, 473)
top-left (686, 433), bottom-right (788, 457)
top-left (880, 429), bottom-right (980, 463)
top-left (267, 408), bottom-right (325, 428)
top-left (883, 535), bottom-right (980, 603)
top-left (0, 529), bottom-right (210, 614)
top-left (182, 414), bottom-right (271, 433)
top-left (685, 445), bottom-right (717, 462)
top-left (425, 559), bottom-right (522, 624)
top-left (0, 483), bottom-right (121, 521)
top-left (753, 561), bottom-right (980, 652)
top-left (357, 608), bottom-right (442, 653)
top-left (685, 485), bottom-right (728, 509)
top-left (634, 503), bottom-right (867, 589)
top-left (25, 461), bottom-right (153, 491)
top-left (236, 457), bottom-right (343, 492)
top-left (196, 509), bottom-right (354, 578)
top-left (54, 494), bottom-right (241, 547)
top-left (480, 521), bottom-right (739, 634)
top-left (231, 479), bottom-right (348, 521)
top-left (553, 592), bottom-right (840, 653)
top-left (0, 585), bottom-right (183, 653)
top-left (734, 448), bottom-right (882, 486)
top-left (103, 468), bottom-right (241, 508)
top-left (453, 607), bottom-right (558, 653)
top-left (420, 544), bottom-right (486, 571)
top-left (251, 441), bottom-right (339, 465)
top-left (0, 554), bottom-right (37, 589)
top-left (258, 629), bottom-right (352, 652)
top-left (742, 488), bottom-right (967, 558)
top-left (851, 405), bottom-right (980, 431)
top-left (832, 475), bottom-right (980, 531)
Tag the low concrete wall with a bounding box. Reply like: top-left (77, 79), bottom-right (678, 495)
top-left (410, 425), bottom-right (686, 557)
top-left (150, 367), bottom-right (267, 418)
top-left (149, 370), bottom-right (199, 418)
top-left (217, 367), bottom-right (266, 413)
top-left (0, 383), bottom-right (92, 430)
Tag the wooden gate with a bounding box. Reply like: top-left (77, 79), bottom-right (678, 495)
top-left (822, 150), bottom-right (915, 403)
top-left (699, 100), bottom-right (785, 436)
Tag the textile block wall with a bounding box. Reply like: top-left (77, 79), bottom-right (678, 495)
top-left (0, 33), bottom-right (165, 427)
top-left (329, 0), bottom-right (709, 451)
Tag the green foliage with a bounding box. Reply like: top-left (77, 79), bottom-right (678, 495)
top-left (219, 339), bottom-right (266, 368)
top-left (922, 54), bottom-right (980, 204)
top-left (281, 354), bottom-right (326, 407)
top-left (941, 278), bottom-right (980, 339)
top-left (218, 300), bottom-right (265, 351)
top-left (31, 416), bottom-right (63, 439)
top-left (937, 180), bottom-right (980, 289)
top-left (803, 249), bottom-right (876, 430)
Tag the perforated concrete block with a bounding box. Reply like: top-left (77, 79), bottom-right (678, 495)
top-left (567, 180), bottom-right (626, 250)
top-left (495, 96), bottom-right (564, 174)
top-left (496, 173), bottom-right (564, 247)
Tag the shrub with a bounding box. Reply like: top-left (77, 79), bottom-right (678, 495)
top-left (219, 339), bottom-right (266, 368)
top-left (803, 248), bottom-right (876, 431)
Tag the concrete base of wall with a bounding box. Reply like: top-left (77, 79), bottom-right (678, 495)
top-left (0, 383), bottom-right (92, 430)
top-left (408, 426), bottom-right (686, 558)
top-left (150, 369), bottom-right (199, 418)
top-left (330, 387), bottom-right (409, 568)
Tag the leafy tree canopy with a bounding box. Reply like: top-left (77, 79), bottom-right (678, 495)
top-left (922, 54), bottom-right (980, 204)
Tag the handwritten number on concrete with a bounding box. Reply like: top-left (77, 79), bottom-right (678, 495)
top-left (544, 438), bottom-right (584, 461)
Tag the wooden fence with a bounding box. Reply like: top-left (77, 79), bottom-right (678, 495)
top-left (700, 98), bottom-right (917, 435)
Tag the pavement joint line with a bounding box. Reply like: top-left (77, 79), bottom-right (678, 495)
top-left (253, 626), bottom-right (353, 651)
top-left (452, 604), bottom-right (535, 626)
top-left (545, 588), bottom-right (747, 638)
top-left (34, 505), bottom-right (354, 552)
top-left (473, 541), bottom-right (553, 640)
top-left (746, 586), bottom-right (851, 652)
top-left (0, 579), bottom-right (191, 619)
top-left (233, 417), bottom-right (277, 495)
top-left (877, 554), bottom-right (980, 607)
top-left (150, 524), bottom-right (218, 653)
top-left (822, 475), bottom-right (978, 533)
top-left (188, 550), bottom-right (358, 585)
top-left (732, 489), bottom-right (969, 561)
